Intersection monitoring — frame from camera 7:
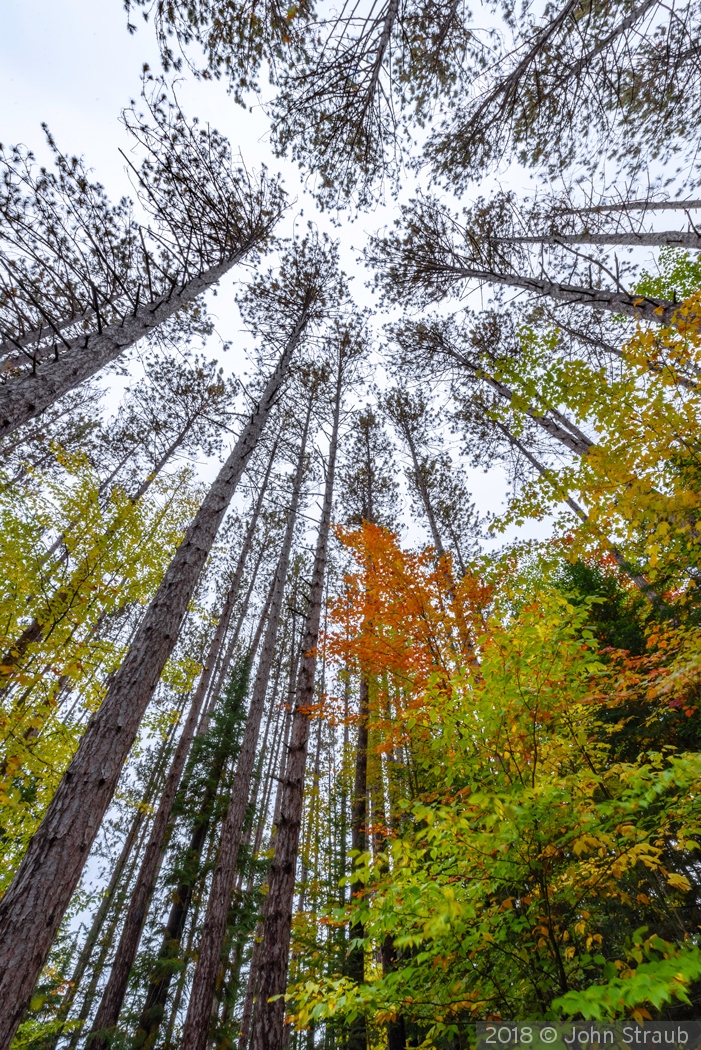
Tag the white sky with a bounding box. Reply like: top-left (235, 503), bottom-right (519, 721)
top-left (0, 0), bottom-right (553, 546)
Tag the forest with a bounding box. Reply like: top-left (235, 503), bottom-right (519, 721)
top-left (2, 0), bottom-right (701, 1047)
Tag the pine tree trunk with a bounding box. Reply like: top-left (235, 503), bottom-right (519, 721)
top-left (441, 262), bottom-right (680, 326)
top-left (497, 230), bottom-right (701, 249)
top-left (133, 597), bottom-right (274, 1049)
top-left (403, 429), bottom-right (446, 558)
top-left (86, 519), bottom-right (269, 1050)
top-left (298, 720), bottom-right (323, 912)
top-left (495, 420), bottom-right (664, 605)
top-left (204, 541), bottom-right (268, 732)
top-left (0, 315), bottom-right (308, 1050)
top-left (250, 359), bottom-right (342, 1050)
top-left (1, 454), bottom-right (202, 689)
top-left (345, 674), bottom-right (369, 1050)
top-left (236, 634), bottom-right (301, 1050)
top-left (48, 712), bottom-right (182, 1048)
top-left (440, 342), bottom-right (593, 458)
top-left (180, 396), bottom-right (313, 1050)
top-left (65, 808), bottom-right (157, 1050)
top-left (0, 254), bottom-right (246, 439)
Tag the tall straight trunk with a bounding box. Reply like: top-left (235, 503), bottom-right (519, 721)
top-left (402, 429), bottom-right (445, 558)
top-left (133, 595), bottom-right (274, 1050)
top-left (440, 340), bottom-right (593, 458)
top-left (180, 395), bottom-right (314, 1050)
top-left (251, 691), bottom-right (286, 860)
top-left (48, 710), bottom-right (182, 1048)
top-left (215, 675), bottom-right (287, 1033)
top-left (161, 815), bottom-right (224, 1046)
top-left (440, 261), bottom-right (681, 326)
top-left (339, 676), bottom-right (350, 908)
top-left (0, 315), bottom-right (308, 1050)
top-left (562, 198), bottom-right (701, 216)
top-left (497, 230), bottom-right (701, 249)
top-left (236, 630), bottom-right (301, 1050)
top-left (0, 253), bottom-right (249, 439)
top-left (271, 604), bottom-right (303, 832)
top-left (345, 675), bottom-right (369, 1050)
top-left (238, 651), bottom-right (285, 859)
top-left (203, 539), bottom-right (269, 735)
top-left (65, 807), bottom-right (157, 1050)
top-left (370, 749), bottom-right (405, 1050)
top-left (298, 720), bottom-right (323, 913)
top-left (86, 463), bottom-right (274, 1050)
top-left (250, 357), bottom-right (342, 1050)
top-left (127, 416), bottom-right (199, 503)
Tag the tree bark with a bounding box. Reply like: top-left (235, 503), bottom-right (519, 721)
top-left (0, 254), bottom-right (252, 439)
top-left (497, 230), bottom-right (701, 249)
top-left (180, 396), bottom-right (313, 1050)
top-left (203, 544), bottom-right (267, 730)
top-left (131, 623), bottom-right (267, 1050)
top-left (559, 198), bottom-right (701, 216)
top-left (250, 356), bottom-right (342, 1050)
top-left (64, 806), bottom-right (156, 1050)
top-left (345, 674), bottom-right (369, 1050)
top-left (0, 313), bottom-right (307, 1050)
top-left (0, 416), bottom-right (213, 691)
top-left (438, 261), bottom-right (683, 326)
top-left (440, 339), bottom-right (594, 457)
top-left (47, 709), bottom-right (182, 1049)
top-left (236, 622), bottom-right (302, 1050)
top-left (402, 428), bottom-right (446, 558)
top-left (86, 485), bottom-right (274, 1050)
top-left (297, 718), bottom-right (323, 912)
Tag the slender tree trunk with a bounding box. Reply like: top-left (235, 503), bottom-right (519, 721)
top-left (0, 253), bottom-right (249, 439)
top-left (495, 420), bottom-right (664, 605)
top-left (64, 808), bottom-right (157, 1050)
top-left (440, 261), bottom-right (681, 326)
top-left (1, 436), bottom-right (202, 685)
top-left (203, 539), bottom-right (269, 735)
top-left (297, 720), bottom-right (323, 913)
top-left (465, 0), bottom-right (580, 128)
top-left (353, 0), bottom-right (400, 135)
top-left (252, 692), bottom-right (286, 860)
top-left (345, 675), bottom-right (369, 1050)
top-left (48, 711), bottom-right (182, 1048)
top-left (236, 628), bottom-right (300, 1050)
top-left (402, 428), bottom-right (446, 557)
top-left (370, 750), bottom-right (405, 1050)
top-left (180, 396), bottom-right (313, 1050)
top-left (497, 230), bottom-right (701, 249)
top-left (561, 198), bottom-right (701, 216)
top-left (381, 937), bottom-right (406, 1050)
top-left (441, 341), bottom-right (593, 457)
top-left (0, 315), bottom-right (308, 1050)
top-left (215, 677), bottom-right (287, 1035)
top-left (250, 358), bottom-right (342, 1050)
top-left (133, 593), bottom-right (274, 1049)
top-left (127, 417), bottom-right (198, 503)
top-left (339, 677), bottom-right (350, 908)
top-left (86, 502), bottom-right (273, 1050)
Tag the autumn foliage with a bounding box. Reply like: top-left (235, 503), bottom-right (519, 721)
top-left (290, 521), bottom-right (701, 1042)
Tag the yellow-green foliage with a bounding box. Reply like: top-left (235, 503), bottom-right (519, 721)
top-left (0, 449), bottom-right (201, 890)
